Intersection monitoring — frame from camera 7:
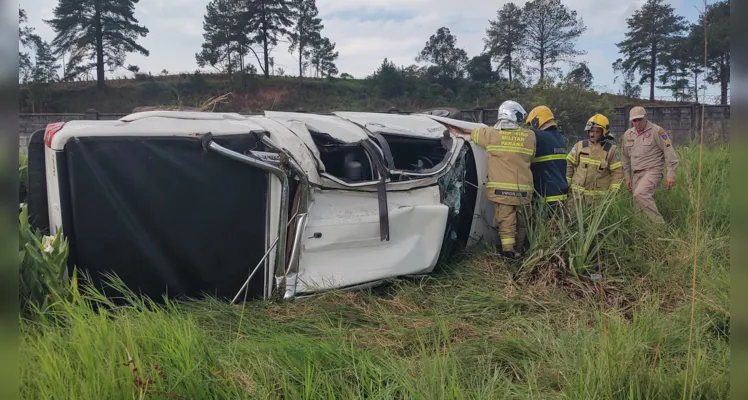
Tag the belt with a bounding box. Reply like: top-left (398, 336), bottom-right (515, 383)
top-left (633, 168), bottom-right (649, 174)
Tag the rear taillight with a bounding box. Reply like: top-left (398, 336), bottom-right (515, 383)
top-left (44, 122), bottom-right (65, 148)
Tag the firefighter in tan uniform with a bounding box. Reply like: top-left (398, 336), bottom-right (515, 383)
top-left (450, 100), bottom-right (536, 258)
top-left (566, 114), bottom-right (624, 199)
top-left (620, 106), bottom-right (679, 224)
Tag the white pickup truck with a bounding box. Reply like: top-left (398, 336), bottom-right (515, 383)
top-left (25, 110), bottom-right (501, 302)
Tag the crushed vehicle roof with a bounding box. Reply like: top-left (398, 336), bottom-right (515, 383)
top-left (332, 111), bottom-right (450, 139)
top-left (48, 110), bottom-right (485, 152)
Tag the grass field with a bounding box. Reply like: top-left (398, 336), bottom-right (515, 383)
top-left (19, 144), bottom-right (729, 399)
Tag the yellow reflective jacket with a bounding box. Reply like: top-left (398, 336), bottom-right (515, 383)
top-left (566, 138), bottom-right (624, 197)
top-left (472, 126), bottom-right (536, 205)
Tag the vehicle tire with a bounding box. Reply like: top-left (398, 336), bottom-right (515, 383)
top-left (26, 129), bottom-right (50, 234)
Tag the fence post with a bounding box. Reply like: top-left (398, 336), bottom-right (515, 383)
top-left (690, 103), bottom-right (697, 142)
top-left (84, 108), bottom-right (100, 120)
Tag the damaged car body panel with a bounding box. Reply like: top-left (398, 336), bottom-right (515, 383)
top-left (34, 110), bottom-right (499, 303)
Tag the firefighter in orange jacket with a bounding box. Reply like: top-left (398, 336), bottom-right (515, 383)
top-left (450, 100), bottom-right (536, 258)
top-left (566, 114), bottom-right (624, 199)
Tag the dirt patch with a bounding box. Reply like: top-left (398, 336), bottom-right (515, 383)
top-left (232, 87), bottom-right (292, 111)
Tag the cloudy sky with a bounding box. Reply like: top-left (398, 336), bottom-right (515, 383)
top-left (20, 0), bottom-right (723, 101)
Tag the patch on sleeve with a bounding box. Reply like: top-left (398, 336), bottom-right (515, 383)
top-left (571, 146), bottom-right (577, 155)
top-left (615, 152), bottom-right (620, 161)
top-left (659, 130), bottom-right (671, 146)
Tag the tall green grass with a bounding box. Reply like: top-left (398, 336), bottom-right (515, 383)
top-left (18, 205), bottom-right (72, 318)
top-left (19, 144), bottom-right (729, 399)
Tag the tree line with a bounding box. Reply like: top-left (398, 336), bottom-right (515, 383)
top-left (614, 0), bottom-right (730, 104)
top-left (18, 0), bottom-right (729, 105)
top-left (18, 0), bottom-right (339, 88)
top-left (195, 0), bottom-right (339, 79)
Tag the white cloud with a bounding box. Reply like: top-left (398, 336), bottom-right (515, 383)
top-left (19, 0), bottom-right (719, 97)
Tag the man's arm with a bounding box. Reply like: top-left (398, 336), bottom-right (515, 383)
top-left (448, 126), bottom-right (472, 136)
top-left (620, 131), bottom-right (632, 189)
top-left (608, 146), bottom-right (624, 191)
top-left (654, 128), bottom-right (678, 189)
top-left (655, 128), bottom-right (679, 177)
top-left (470, 127), bottom-right (492, 149)
top-left (621, 131), bottom-right (631, 176)
top-left (565, 142), bottom-right (578, 185)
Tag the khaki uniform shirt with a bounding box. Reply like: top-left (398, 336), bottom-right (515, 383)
top-left (621, 121), bottom-right (679, 178)
top-left (566, 139), bottom-right (624, 196)
top-left (472, 126), bottom-right (536, 205)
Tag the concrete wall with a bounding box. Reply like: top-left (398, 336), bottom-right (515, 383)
top-left (612, 105), bottom-right (730, 145)
top-left (19, 110), bottom-right (127, 153)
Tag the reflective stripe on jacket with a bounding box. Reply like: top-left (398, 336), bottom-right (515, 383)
top-left (531, 127), bottom-right (569, 203)
top-left (472, 126), bottom-right (536, 205)
top-left (566, 138), bottom-right (624, 197)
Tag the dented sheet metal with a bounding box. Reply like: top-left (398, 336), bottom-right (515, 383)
top-left (333, 111), bottom-right (449, 139)
top-left (245, 116), bottom-right (325, 181)
top-left (248, 116), bottom-right (321, 161)
top-left (264, 111), bottom-right (368, 144)
top-left (423, 115), bottom-right (488, 131)
top-left (295, 187), bottom-right (447, 294)
top-left (49, 115), bottom-right (268, 151)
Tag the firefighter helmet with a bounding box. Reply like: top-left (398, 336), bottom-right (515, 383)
top-left (585, 114), bottom-right (611, 136)
top-left (497, 100), bottom-right (527, 124)
top-left (526, 105), bottom-right (555, 130)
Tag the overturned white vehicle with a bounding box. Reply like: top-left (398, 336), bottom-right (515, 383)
top-left (29, 110), bottom-right (502, 302)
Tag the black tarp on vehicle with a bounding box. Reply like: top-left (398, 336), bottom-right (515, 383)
top-left (57, 133), bottom-right (270, 301)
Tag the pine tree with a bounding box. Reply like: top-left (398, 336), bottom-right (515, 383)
top-left (416, 27), bottom-right (469, 81)
top-left (613, 58), bottom-right (642, 99)
top-left (689, 0), bottom-right (730, 104)
top-left (614, 0), bottom-right (688, 101)
top-left (309, 37), bottom-right (338, 78)
top-left (196, 0), bottom-right (243, 76)
top-left (521, 0), bottom-right (586, 82)
top-left (45, 0), bottom-right (149, 87)
top-left (564, 62), bottom-right (593, 90)
top-left (289, 0), bottom-right (323, 79)
top-left (369, 58), bottom-right (405, 98)
top-left (29, 36), bottom-right (60, 84)
top-left (483, 2), bottom-right (526, 82)
top-left (244, 0), bottom-right (294, 78)
top-left (19, 9), bottom-right (35, 82)
top-left (659, 35), bottom-right (703, 102)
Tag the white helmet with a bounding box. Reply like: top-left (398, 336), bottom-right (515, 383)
top-left (494, 100), bottom-right (527, 130)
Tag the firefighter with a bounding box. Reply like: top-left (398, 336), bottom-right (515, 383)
top-left (620, 106), bottom-right (679, 224)
top-left (449, 100), bottom-right (536, 258)
top-left (526, 105), bottom-right (569, 206)
top-left (566, 113), bottom-right (624, 200)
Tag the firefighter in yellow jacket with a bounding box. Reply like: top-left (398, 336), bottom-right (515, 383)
top-left (566, 114), bottom-right (624, 199)
top-left (450, 100), bottom-right (536, 258)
